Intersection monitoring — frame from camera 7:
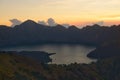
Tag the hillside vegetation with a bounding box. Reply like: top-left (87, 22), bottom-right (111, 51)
top-left (0, 52), bottom-right (119, 80)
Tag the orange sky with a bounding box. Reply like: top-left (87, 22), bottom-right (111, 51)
top-left (0, 0), bottom-right (120, 27)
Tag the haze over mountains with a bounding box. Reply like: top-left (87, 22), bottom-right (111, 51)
top-left (9, 18), bottom-right (104, 28)
top-left (10, 18), bottom-right (70, 28)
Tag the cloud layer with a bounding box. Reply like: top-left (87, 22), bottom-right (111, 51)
top-left (38, 21), bottom-right (46, 25)
top-left (95, 21), bottom-right (104, 26)
top-left (47, 18), bottom-right (57, 26)
top-left (10, 19), bottom-right (22, 27)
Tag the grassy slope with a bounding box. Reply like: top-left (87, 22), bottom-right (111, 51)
top-left (0, 52), bottom-right (119, 80)
top-left (0, 53), bottom-right (46, 80)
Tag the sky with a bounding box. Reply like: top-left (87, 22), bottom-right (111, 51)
top-left (0, 0), bottom-right (120, 27)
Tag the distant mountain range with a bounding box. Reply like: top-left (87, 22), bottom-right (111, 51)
top-left (0, 19), bottom-right (120, 47)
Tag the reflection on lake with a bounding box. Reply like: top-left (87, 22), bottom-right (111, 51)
top-left (0, 44), bottom-right (96, 64)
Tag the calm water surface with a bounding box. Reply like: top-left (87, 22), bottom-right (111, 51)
top-left (0, 44), bottom-right (96, 64)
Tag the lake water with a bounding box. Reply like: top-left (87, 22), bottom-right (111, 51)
top-left (0, 44), bottom-right (96, 64)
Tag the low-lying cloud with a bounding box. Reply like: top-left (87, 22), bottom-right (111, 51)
top-left (95, 21), bottom-right (104, 26)
top-left (62, 24), bottom-right (70, 28)
top-left (47, 18), bottom-right (57, 26)
top-left (38, 18), bottom-right (57, 26)
top-left (9, 18), bottom-right (70, 28)
top-left (10, 19), bottom-right (22, 27)
top-left (38, 20), bottom-right (46, 25)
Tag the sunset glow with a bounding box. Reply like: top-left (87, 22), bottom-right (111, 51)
top-left (0, 0), bottom-right (120, 27)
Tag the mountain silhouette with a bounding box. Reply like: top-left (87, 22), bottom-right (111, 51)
top-left (0, 20), bottom-right (120, 48)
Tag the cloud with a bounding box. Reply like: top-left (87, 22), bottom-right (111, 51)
top-left (38, 20), bottom-right (46, 25)
top-left (10, 19), bottom-right (22, 27)
top-left (95, 21), bottom-right (104, 26)
top-left (47, 18), bottom-right (57, 26)
top-left (62, 24), bottom-right (70, 28)
top-left (38, 18), bottom-right (71, 28)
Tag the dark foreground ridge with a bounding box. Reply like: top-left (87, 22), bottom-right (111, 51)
top-left (0, 52), bottom-right (119, 80)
